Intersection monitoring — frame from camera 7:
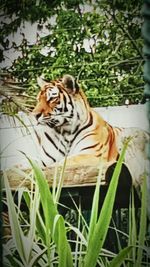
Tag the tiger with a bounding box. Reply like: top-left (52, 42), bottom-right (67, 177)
top-left (32, 74), bottom-right (149, 190)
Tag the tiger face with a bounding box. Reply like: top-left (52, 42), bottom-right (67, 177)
top-left (32, 75), bottom-right (83, 128)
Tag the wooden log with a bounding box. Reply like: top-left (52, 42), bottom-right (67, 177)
top-left (1, 164), bottom-right (108, 191)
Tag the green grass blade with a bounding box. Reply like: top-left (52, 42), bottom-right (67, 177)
top-left (68, 192), bottom-right (89, 231)
top-left (74, 207), bottom-right (82, 267)
top-left (26, 183), bottom-right (40, 263)
top-left (27, 158), bottom-right (73, 267)
top-left (135, 174), bottom-right (147, 267)
top-left (23, 190), bottom-right (47, 245)
top-left (128, 187), bottom-right (137, 265)
top-left (88, 162), bottom-right (104, 244)
top-left (55, 157), bottom-right (67, 204)
top-left (4, 253), bottom-right (24, 267)
top-left (36, 211), bottom-right (47, 244)
top-left (23, 190), bottom-right (31, 208)
top-left (52, 165), bottom-right (59, 200)
top-left (53, 214), bottom-right (72, 267)
top-left (109, 246), bottom-right (133, 267)
top-left (28, 247), bottom-right (47, 267)
top-left (67, 224), bottom-right (87, 247)
top-left (28, 159), bottom-right (57, 265)
top-left (3, 173), bottom-right (27, 265)
top-left (84, 139), bottom-right (130, 267)
top-left (110, 220), bottom-right (126, 267)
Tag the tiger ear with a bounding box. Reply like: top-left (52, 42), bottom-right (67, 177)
top-left (37, 76), bottom-right (48, 88)
top-left (62, 74), bottom-right (79, 94)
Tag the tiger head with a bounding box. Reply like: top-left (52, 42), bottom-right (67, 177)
top-left (32, 75), bottom-right (89, 128)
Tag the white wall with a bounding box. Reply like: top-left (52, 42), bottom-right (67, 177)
top-left (95, 104), bottom-right (149, 130)
top-left (0, 104), bottom-right (149, 170)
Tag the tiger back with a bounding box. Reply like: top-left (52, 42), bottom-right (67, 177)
top-left (32, 74), bottom-right (149, 187)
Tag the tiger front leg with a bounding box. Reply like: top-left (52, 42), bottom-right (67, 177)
top-left (61, 154), bottom-right (100, 167)
top-left (59, 154), bottom-right (116, 182)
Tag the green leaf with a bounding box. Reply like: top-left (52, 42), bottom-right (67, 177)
top-left (28, 247), bottom-right (47, 267)
top-left (53, 214), bottom-right (70, 267)
top-left (84, 139), bottom-right (130, 267)
top-left (36, 211), bottom-right (47, 244)
top-left (23, 189), bottom-right (47, 245)
top-left (3, 253), bottom-right (24, 267)
top-left (28, 158), bottom-right (73, 267)
top-left (26, 183), bottom-right (40, 263)
top-left (4, 173), bottom-right (27, 265)
top-left (128, 187), bottom-right (137, 262)
top-left (109, 246), bottom-right (133, 267)
top-left (88, 162), bottom-right (104, 243)
top-left (135, 174), bottom-right (147, 267)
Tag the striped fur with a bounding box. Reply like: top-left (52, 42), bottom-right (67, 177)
top-left (32, 74), bottom-right (149, 187)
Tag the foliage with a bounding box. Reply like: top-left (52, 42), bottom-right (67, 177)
top-left (2, 141), bottom-right (150, 266)
top-left (0, 0), bottom-right (144, 110)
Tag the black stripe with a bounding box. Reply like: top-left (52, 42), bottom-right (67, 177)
top-left (42, 146), bottom-right (56, 162)
top-left (63, 94), bottom-right (68, 112)
top-left (71, 112), bottom-right (93, 145)
top-left (81, 142), bottom-right (99, 151)
top-left (75, 132), bottom-right (97, 145)
top-left (72, 124), bottom-right (80, 134)
top-left (60, 140), bottom-right (67, 150)
top-left (58, 108), bottom-right (63, 112)
top-left (42, 161), bottom-right (47, 167)
top-left (54, 126), bottom-right (61, 134)
top-left (96, 152), bottom-right (102, 157)
top-left (44, 132), bottom-right (66, 156)
top-left (95, 144), bottom-right (104, 157)
top-left (34, 130), bottom-right (41, 144)
top-left (116, 154), bottom-right (120, 161)
top-left (68, 94), bottom-right (74, 108)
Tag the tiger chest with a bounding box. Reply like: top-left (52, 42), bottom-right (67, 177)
top-left (35, 127), bottom-right (73, 166)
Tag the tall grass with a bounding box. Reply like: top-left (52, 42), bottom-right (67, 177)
top-left (2, 140), bottom-right (149, 266)
top-left (128, 174), bottom-right (148, 267)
